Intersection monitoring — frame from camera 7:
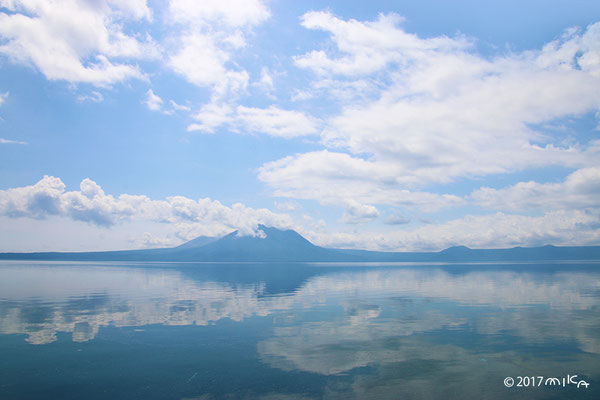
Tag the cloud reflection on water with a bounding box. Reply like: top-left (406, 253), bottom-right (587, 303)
top-left (0, 263), bottom-right (598, 359)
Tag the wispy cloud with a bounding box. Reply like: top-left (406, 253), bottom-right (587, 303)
top-left (384, 212), bottom-right (411, 225)
top-left (0, 138), bottom-right (28, 145)
top-left (144, 89), bottom-right (163, 111)
top-left (236, 105), bottom-right (320, 138)
top-left (169, 100), bottom-right (190, 112)
top-left (77, 91), bottom-right (104, 103)
top-left (187, 104), bottom-right (319, 138)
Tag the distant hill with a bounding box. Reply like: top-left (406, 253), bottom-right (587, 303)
top-left (1, 225), bottom-right (599, 262)
top-left (173, 235), bottom-right (217, 250)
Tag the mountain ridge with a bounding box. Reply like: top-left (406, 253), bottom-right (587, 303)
top-left (1, 225), bottom-right (599, 262)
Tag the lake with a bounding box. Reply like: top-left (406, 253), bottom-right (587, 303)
top-left (0, 261), bottom-right (599, 399)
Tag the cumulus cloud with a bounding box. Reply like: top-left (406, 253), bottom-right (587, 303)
top-left (1, 176), bottom-right (598, 251)
top-left (340, 201), bottom-right (380, 224)
top-left (260, 14), bottom-right (600, 211)
top-left (0, 176), bottom-right (293, 237)
top-left (0, 0), bottom-right (157, 86)
top-left (471, 167), bottom-right (600, 212)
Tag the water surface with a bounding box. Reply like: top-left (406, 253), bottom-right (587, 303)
top-left (1, 261), bottom-right (599, 399)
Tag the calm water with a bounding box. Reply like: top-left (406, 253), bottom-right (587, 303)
top-left (1, 261), bottom-right (599, 399)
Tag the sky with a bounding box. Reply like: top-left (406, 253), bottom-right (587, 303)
top-left (0, 0), bottom-right (599, 252)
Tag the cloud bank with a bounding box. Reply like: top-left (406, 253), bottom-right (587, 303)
top-left (0, 176), bottom-right (292, 238)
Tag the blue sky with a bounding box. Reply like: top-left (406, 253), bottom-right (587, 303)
top-left (1, 0), bottom-right (599, 252)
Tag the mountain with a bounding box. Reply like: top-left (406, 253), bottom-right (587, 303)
top-left (173, 235), bottom-right (217, 250)
top-left (171, 226), bottom-right (351, 262)
top-left (1, 226), bottom-right (599, 262)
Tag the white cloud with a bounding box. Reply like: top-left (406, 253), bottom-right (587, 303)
top-left (128, 232), bottom-right (178, 249)
top-left (312, 78), bottom-right (380, 102)
top-left (471, 167), bottom-right (600, 212)
top-left (259, 67), bottom-right (274, 88)
top-left (340, 201), bottom-right (380, 224)
top-left (301, 209), bottom-right (600, 251)
top-left (260, 15), bottom-right (600, 213)
top-left (0, 91), bottom-right (8, 105)
top-left (167, 32), bottom-right (249, 97)
top-left (0, 138), bottom-right (27, 145)
top-left (295, 11), bottom-right (469, 76)
top-left (165, 1), bottom-right (303, 137)
top-left (77, 91), bottom-right (104, 103)
top-left (236, 105), bottom-right (319, 138)
top-left (290, 89), bottom-right (314, 102)
top-left (316, 28), bottom-right (600, 182)
top-left (259, 150), bottom-right (464, 212)
top-left (0, 0), bottom-right (157, 86)
top-left (1, 177), bottom-right (598, 252)
top-left (187, 102), bottom-right (233, 133)
top-left (255, 66), bottom-right (275, 95)
top-left (169, 99), bottom-right (190, 112)
top-left (0, 175), bottom-right (66, 218)
top-left (274, 200), bottom-right (301, 212)
top-left (384, 212), bottom-right (410, 225)
top-left (108, 0), bottom-right (153, 21)
top-left (166, 0), bottom-right (269, 100)
top-left (168, 0), bottom-right (269, 28)
top-left (187, 103), bottom-right (319, 138)
top-left (0, 176), bottom-right (293, 237)
top-left (144, 89), bottom-right (163, 111)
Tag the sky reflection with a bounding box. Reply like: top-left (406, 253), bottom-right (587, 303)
top-left (1, 262), bottom-right (599, 399)
top-left (1, 262), bottom-right (599, 349)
